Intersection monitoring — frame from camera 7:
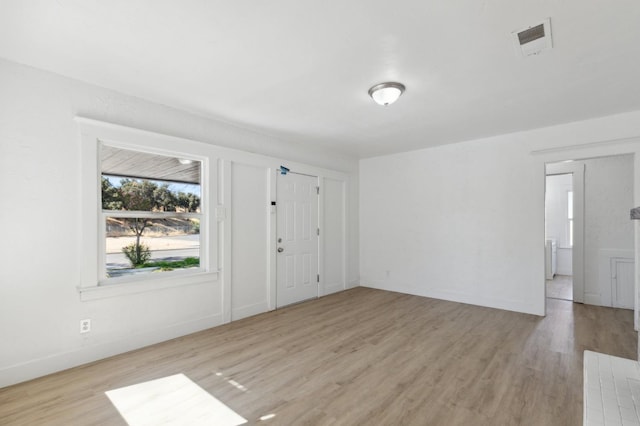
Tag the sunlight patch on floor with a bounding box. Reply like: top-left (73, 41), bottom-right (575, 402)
top-left (105, 373), bottom-right (247, 426)
top-left (259, 413), bottom-right (276, 421)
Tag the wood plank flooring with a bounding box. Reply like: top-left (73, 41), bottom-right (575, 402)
top-left (546, 275), bottom-right (573, 301)
top-left (0, 287), bottom-right (636, 425)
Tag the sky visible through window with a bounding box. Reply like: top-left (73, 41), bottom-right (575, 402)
top-left (103, 174), bottom-right (201, 196)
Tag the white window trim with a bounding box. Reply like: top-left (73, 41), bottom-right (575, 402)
top-left (77, 117), bottom-right (218, 301)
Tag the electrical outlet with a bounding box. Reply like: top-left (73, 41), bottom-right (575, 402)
top-left (80, 319), bottom-right (91, 334)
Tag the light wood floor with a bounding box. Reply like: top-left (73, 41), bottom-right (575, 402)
top-left (546, 275), bottom-right (573, 301)
top-left (0, 287), bottom-right (636, 425)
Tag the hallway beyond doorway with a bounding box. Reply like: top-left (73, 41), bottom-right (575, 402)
top-left (546, 274), bottom-right (572, 301)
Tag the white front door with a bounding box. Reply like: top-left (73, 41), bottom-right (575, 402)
top-left (276, 172), bottom-right (319, 307)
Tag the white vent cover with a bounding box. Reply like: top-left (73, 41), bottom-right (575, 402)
top-left (512, 18), bottom-right (552, 57)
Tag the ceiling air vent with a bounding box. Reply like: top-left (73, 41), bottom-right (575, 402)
top-left (512, 18), bottom-right (552, 57)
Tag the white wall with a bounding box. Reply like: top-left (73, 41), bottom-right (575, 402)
top-left (322, 177), bottom-right (347, 295)
top-left (545, 173), bottom-right (573, 275)
top-left (0, 58), bottom-right (359, 387)
top-left (360, 110), bottom-right (640, 316)
top-left (230, 162), bottom-right (271, 320)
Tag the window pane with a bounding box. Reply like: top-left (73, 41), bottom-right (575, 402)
top-left (102, 176), bottom-right (201, 212)
top-left (105, 217), bottom-right (200, 279)
top-left (102, 145), bottom-right (201, 184)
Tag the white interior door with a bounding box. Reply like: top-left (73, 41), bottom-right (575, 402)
top-left (276, 172), bottom-right (319, 307)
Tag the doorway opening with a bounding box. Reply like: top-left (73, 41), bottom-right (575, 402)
top-left (544, 154), bottom-right (635, 312)
top-left (545, 172), bottom-right (574, 301)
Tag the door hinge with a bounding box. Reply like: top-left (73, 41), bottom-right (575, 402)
top-left (316, 186), bottom-right (320, 195)
top-left (317, 274), bottom-right (320, 283)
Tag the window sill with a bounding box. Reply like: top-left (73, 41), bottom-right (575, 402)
top-left (78, 270), bottom-right (220, 301)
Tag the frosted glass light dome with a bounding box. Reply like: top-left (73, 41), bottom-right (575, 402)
top-left (368, 82), bottom-right (405, 106)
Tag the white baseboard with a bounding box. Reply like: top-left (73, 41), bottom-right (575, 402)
top-left (584, 292), bottom-right (603, 306)
top-left (0, 313), bottom-right (223, 388)
top-left (360, 282), bottom-right (543, 316)
top-left (347, 279), bottom-right (359, 289)
top-left (323, 282), bottom-right (345, 296)
top-left (231, 301), bottom-right (268, 321)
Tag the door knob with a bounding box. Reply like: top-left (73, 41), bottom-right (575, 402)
top-left (277, 247), bottom-right (284, 253)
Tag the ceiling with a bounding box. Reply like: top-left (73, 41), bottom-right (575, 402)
top-left (102, 145), bottom-right (201, 184)
top-left (1, 1), bottom-right (640, 159)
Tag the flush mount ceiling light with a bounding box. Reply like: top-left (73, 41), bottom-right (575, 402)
top-left (368, 82), bottom-right (406, 106)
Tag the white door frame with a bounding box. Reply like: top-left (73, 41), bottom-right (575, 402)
top-left (546, 162), bottom-right (585, 303)
top-left (532, 137), bottom-right (640, 324)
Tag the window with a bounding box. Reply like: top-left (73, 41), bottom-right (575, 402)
top-left (78, 118), bottom-right (217, 300)
top-left (567, 190), bottom-right (573, 247)
top-left (100, 145), bottom-right (203, 282)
